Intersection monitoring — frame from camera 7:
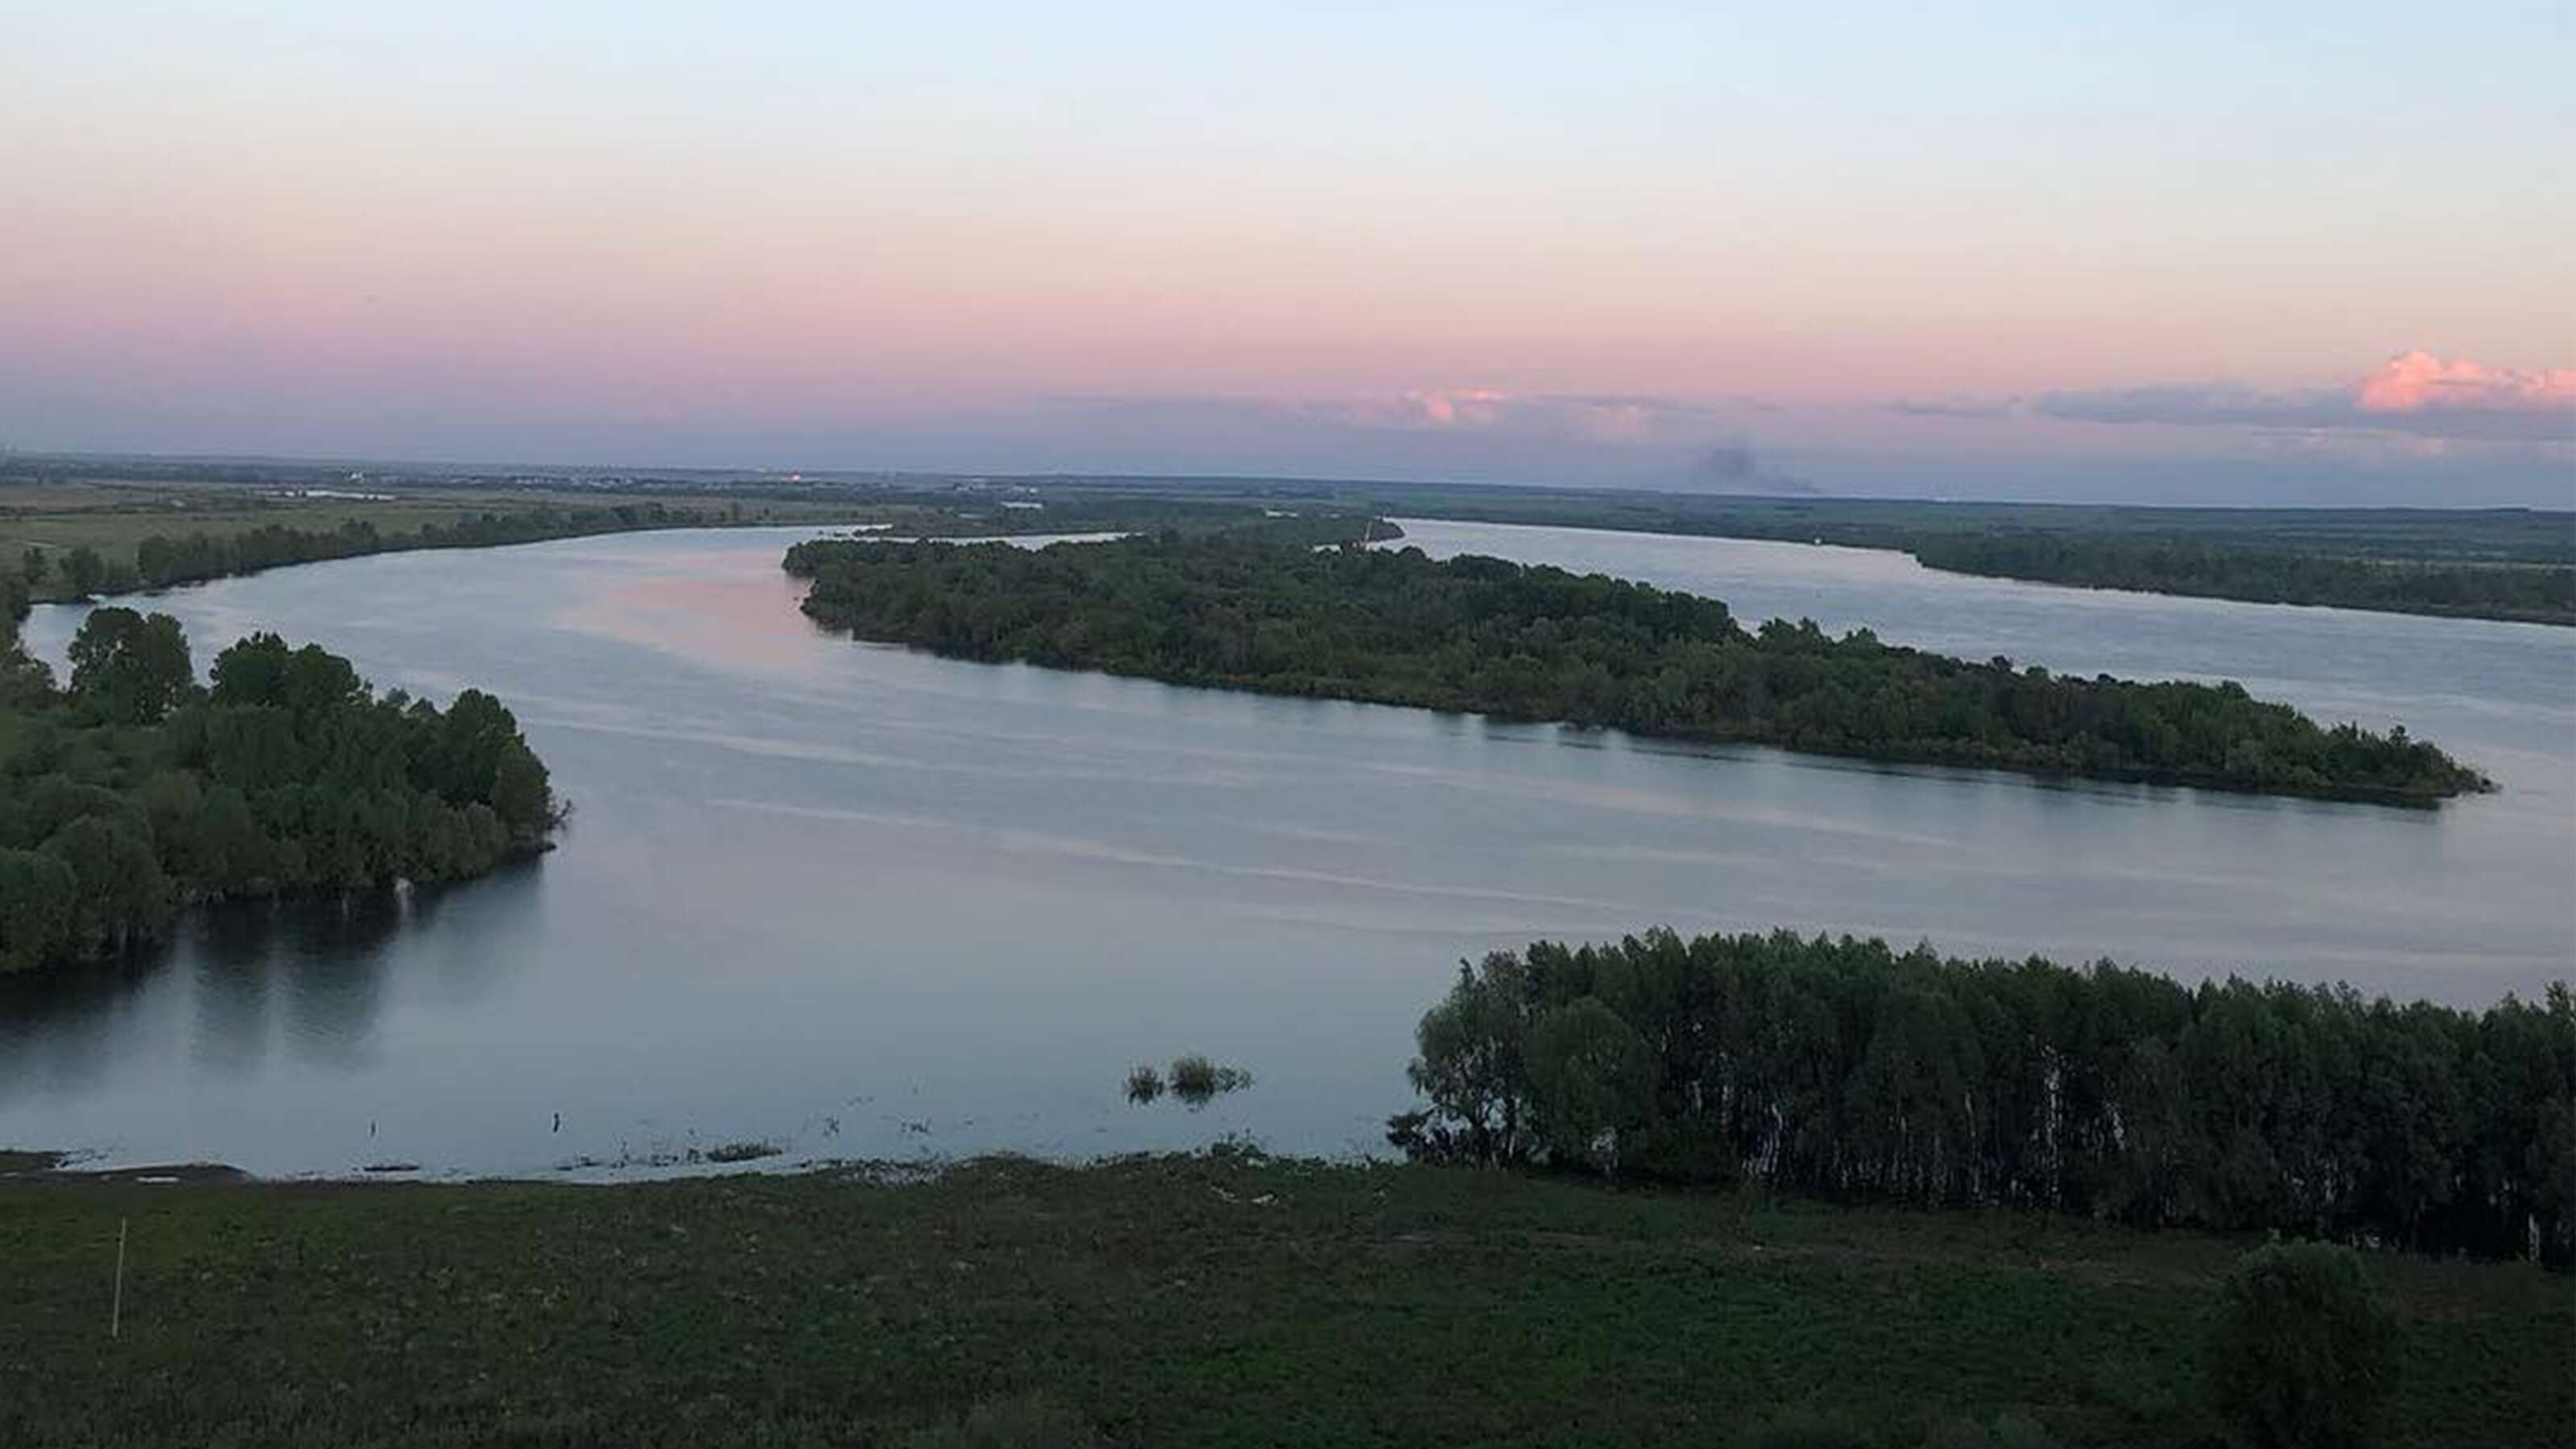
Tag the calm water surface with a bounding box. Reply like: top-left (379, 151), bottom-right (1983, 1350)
top-left (4, 521), bottom-right (2570, 1178)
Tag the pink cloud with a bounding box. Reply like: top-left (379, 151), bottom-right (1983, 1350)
top-left (1311, 389), bottom-right (1719, 443)
top-left (2356, 350), bottom-right (2576, 415)
top-left (1307, 388), bottom-right (1515, 431)
top-left (2038, 349), bottom-right (2576, 442)
top-left (1406, 388), bottom-right (1512, 427)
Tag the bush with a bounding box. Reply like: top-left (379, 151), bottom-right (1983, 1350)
top-left (1925, 1414), bottom-right (2059, 1449)
top-left (902, 1393), bottom-right (1100, 1449)
top-left (1736, 1407), bottom-right (1872, 1447)
top-left (2207, 1241), bottom-right (2401, 1449)
top-left (1123, 1063), bottom-right (1163, 1103)
top-left (1988, 1417), bottom-right (2058, 1449)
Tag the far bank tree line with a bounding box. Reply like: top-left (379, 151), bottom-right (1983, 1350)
top-left (0, 599), bottom-right (559, 977)
top-left (1389, 928), bottom-right (2575, 1265)
top-left (22, 501), bottom-right (720, 598)
top-left (1909, 533), bottom-right (2576, 627)
top-left (784, 534), bottom-right (2491, 804)
top-left (1299, 483), bottom-right (2574, 625)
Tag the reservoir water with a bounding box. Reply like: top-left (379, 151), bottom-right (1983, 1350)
top-left (5, 519), bottom-right (2570, 1177)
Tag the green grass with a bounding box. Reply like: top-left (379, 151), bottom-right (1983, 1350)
top-left (1, 1154), bottom-right (2565, 1447)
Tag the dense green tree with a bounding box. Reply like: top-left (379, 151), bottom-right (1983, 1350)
top-left (0, 848), bottom-right (78, 974)
top-left (4, 775), bottom-right (136, 849)
top-left (489, 745), bottom-right (555, 844)
top-left (2207, 1242), bottom-right (2402, 1449)
top-left (1388, 953), bottom-right (1534, 1166)
top-left (784, 535), bottom-right (2491, 804)
top-left (208, 631), bottom-right (359, 711)
top-left (58, 545), bottom-right (107, 597)
top-left (0, 635), bottom-right (53, 707)
top-left (1525, 997), bottom-right (1655, 1172)
top-left (1392, 929), bottom-right (2575, 1264)
top-left (0, 613), bottom-right (561, 979)
top-left (43, 813), bottom-right (174, 955)
top-left (192, 782), bottom-right (273, 894)
top-left (67, 607), bottom-right (196, 724)
top-left (2, 570), bottom-right (55, 705)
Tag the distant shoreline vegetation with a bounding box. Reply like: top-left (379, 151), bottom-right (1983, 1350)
top-left (42, 501), bottom-right (724, 598)
top-left (782, 533), bottom-right (2492, 805)
top-left (7, 477), bottom-right (1392, 606)
top-left (1293, 485), bottom-right (2576, 626)
top-left (15, 450), bottom-right (2565, 622)
top-left (1906, 533), bottom-right (2576, 626)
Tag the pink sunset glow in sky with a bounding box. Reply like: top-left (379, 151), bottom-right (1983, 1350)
top-left (3, 2), bottom-right (2570, 504)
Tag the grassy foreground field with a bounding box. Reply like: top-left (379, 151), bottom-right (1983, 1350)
top-left (2, 1153), bottom-right (2566, 1447)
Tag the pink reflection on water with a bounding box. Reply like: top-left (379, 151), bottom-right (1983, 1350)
top-left (553, 558), bottom-right (826, 678)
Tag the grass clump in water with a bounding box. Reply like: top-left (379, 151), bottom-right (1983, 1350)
top-left (1123, 1064), bottom-right (1164, 1103)
top-left (1167, 1055), bottom-right (1253, 1107)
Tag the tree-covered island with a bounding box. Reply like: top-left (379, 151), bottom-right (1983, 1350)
top-left (0, 595), bottom-right (559, 979)
top-left (783, 533), bottom-right (2492, 805)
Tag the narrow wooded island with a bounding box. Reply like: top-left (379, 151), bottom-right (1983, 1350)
top-left (783, 533), bottom-right (2491, 804)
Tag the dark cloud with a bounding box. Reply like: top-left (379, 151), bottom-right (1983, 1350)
top-left (1690, 438), bottom-right (1816, 494)
top-left (1698, 439), bottom-right (1756, 481)
top-left (2037, 384), bottom-right (2346, 429)
top-left (1883, 396), bottom-right (2021, 419)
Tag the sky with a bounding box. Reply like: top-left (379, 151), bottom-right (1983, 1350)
top-left (3, 2), bottom-right (2570, 505)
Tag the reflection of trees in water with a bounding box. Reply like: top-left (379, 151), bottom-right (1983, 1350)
top-left (0, 941), bottom-right (153, 1097)
top-left (398, 855), bottom-right (545, 1005)
top-left (199, 890), bottom-right (407, 1072)
top-left (0, 860), bottom-right (545, 1096)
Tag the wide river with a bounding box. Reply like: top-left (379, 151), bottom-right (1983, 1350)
top-left (5, 520), bottom-right (2570, 1178)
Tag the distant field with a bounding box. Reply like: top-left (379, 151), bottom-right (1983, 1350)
top-left (0, 477), bottom-right (863, 602)
top-left (0, 1153), bottom-right (2564, 1447)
